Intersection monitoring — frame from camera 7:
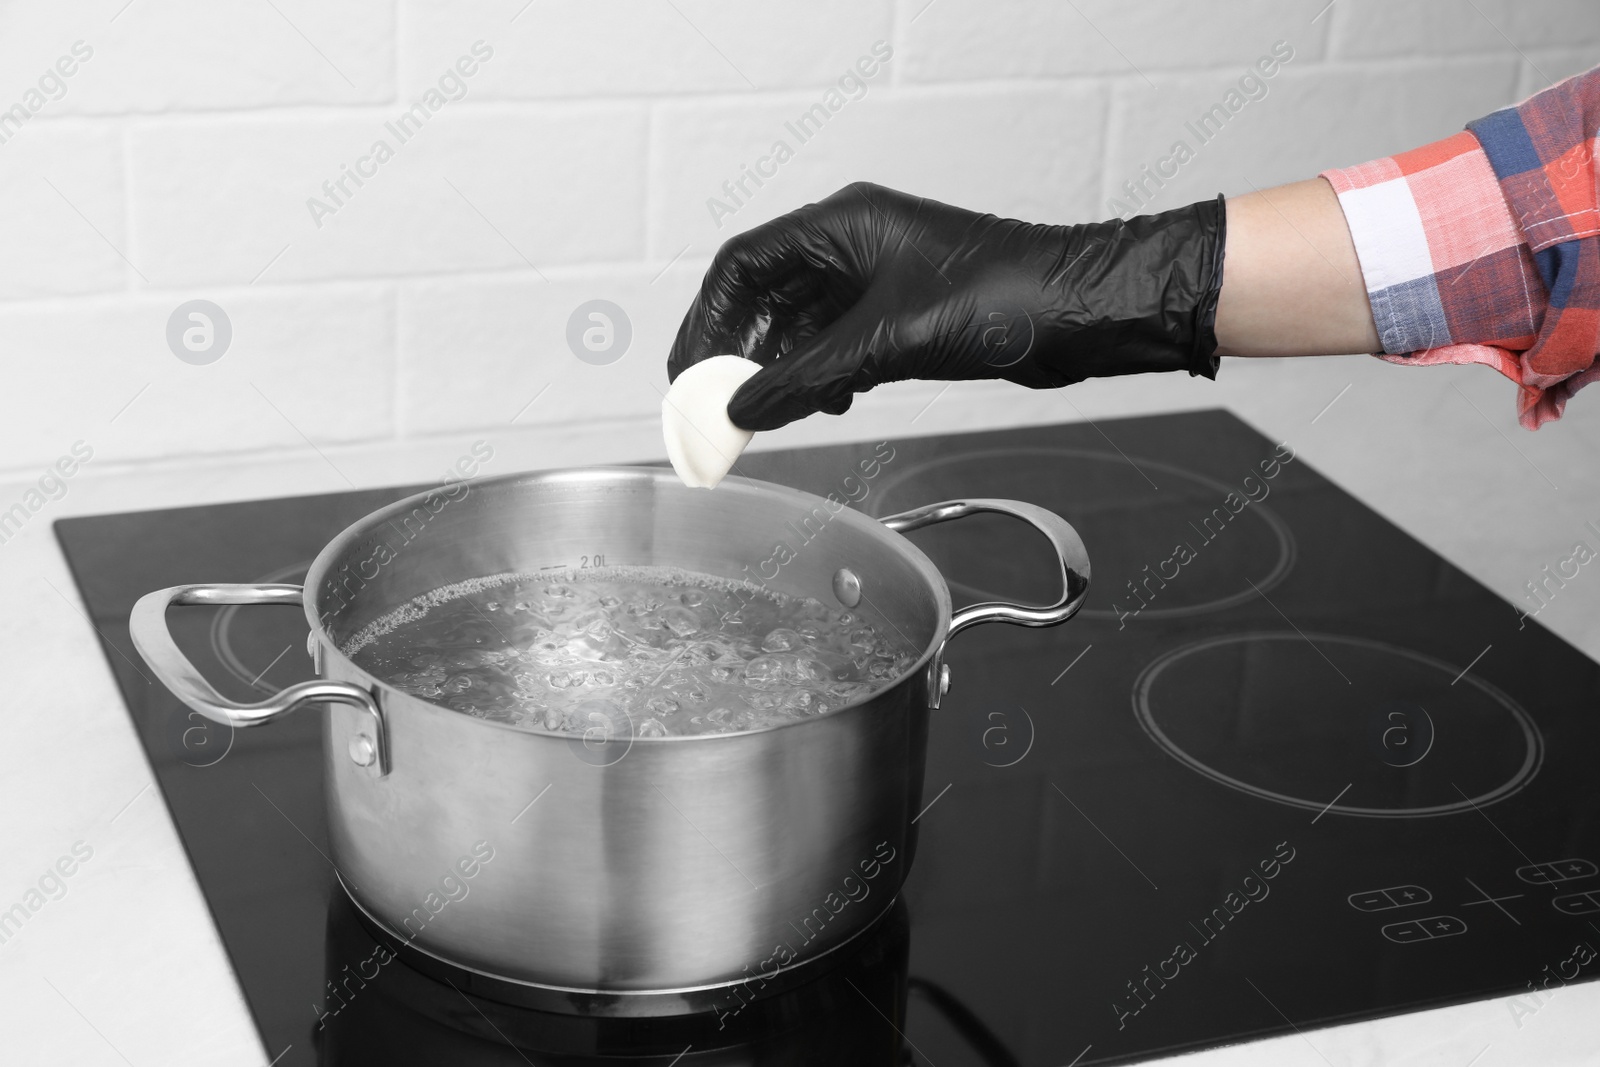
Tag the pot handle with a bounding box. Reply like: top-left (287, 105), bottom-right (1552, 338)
top-left (879, 499), bottom-right (1091, 640)
top-left (129, 584), bottom-right (389, 776)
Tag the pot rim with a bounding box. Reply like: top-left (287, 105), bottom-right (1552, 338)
top-left (303, 464), bottom-right (952, 743)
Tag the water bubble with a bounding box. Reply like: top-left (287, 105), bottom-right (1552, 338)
top-left (868, 658), bottom-right (898, 680)
top-left (745, 656), bottom-right (783, 687)
top-left (660, 606), bottom-right (700, 638)
top-left (572, 610), bottom-right (611, 636)
top-left (784, 657), bottom-right (830, 686)
top-left (711, 643), bottom-right (747, 665)
top-left (762, 628), bottom-right (804, 652)
top-left (639, 718), bottom-right (667, 738)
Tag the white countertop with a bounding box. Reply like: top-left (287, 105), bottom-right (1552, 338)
top-left (5, 357), bottom-right (1599, 1065)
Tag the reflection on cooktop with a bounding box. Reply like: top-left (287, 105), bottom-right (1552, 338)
top-left (869, 448), bottom-right (1296, 621)
top-left (321, 889), bottom-right (951, 1066)
top-left (1133, 632), bottom-right (1543, 818)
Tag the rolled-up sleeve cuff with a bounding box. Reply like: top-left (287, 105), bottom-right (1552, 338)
top-left (1320, 130), bottom-right (1531, 357)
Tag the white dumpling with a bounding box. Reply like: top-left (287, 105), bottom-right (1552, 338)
top-left (661, 355), bottom-right (763, 489)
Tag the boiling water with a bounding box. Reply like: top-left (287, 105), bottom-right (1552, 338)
top-left (344, 565), bottom-right (918, 738)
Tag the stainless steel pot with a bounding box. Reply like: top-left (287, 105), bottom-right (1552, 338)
top-left (131, 466), bottom-right (1089, 1015)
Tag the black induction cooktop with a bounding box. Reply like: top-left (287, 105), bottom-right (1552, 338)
top-left (56, 410), bottom-right (1600, 1066)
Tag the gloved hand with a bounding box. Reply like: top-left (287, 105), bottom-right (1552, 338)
top-left (667, 182), bottom-right (1227, 431)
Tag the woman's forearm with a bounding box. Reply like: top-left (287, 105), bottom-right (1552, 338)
top-left (1213, 178), bottom-right (1381, 358)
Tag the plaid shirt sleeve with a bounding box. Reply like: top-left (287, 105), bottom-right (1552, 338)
top-left (1320, 66), bottom-right (1600, 429)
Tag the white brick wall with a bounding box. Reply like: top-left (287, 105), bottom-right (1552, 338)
top-left (0, 124), bottom-right (125, 298)
top-left (896, 0), bottom-right (1332, 81)
top-left (0, 285), bottom-right (394, 468)
top-left (0, 2), bottom-right (395, 112)
top-left (403, 0), bottom-right (896, 97)
top-left (128, 104), bottom-right (649, 284)
top-left (1104, 57), bottom-right (1521, 218)
top-left (0, 0), bottom-right (1595, 482)
top-left (1329, 0), bottom-right (1600, 60)
top-left (396, 265), bottom-right (699, 437)
top-left (651, 82), bottom-right (1108, 254)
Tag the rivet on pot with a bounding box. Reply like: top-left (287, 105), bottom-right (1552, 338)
top-left (349, 733), bottom-right (376, 767)
top-left (832, 567), bottom-right (862, 608)
top-left (939, 663), bottom-right (952, 697)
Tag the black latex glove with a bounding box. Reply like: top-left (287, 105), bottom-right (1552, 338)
top-left (667, 182), bottom-right (1227, 431)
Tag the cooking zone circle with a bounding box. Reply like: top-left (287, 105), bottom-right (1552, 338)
top-left (210, 559), bottom-right (312, 694)
top-left (1133, 632), bottom-right (1543, 818)
top-left (869, 448), bottom-right (1295, 621)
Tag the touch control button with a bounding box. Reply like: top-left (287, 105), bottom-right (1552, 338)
top-left (1381, 920), bottom-right (1429, 943)
top-left (1348, 884), bottom-right (1433, 911)
top-left (1552, 891), bottom-right (1600, 915)
top-left (1516, 859), bottom-right (1597, 885)
top-left (1382, 915), bottom-right (1467, 943)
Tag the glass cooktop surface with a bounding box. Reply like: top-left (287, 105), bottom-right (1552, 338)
top-left (55, 410), bottom-right (1600, 1066)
